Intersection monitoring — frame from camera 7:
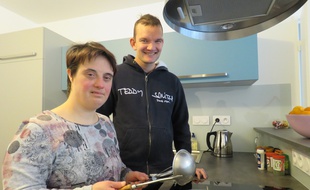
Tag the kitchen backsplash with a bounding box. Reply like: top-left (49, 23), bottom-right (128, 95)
top-left (185, 83), bottom-right (291, 152)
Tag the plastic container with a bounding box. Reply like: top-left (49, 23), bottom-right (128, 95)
top-left (257, 148), bottom-right (265, 170)
top-left (273, 154), bottom-right (285, 175)
top-left (191, 133), bottom-right (199, 151)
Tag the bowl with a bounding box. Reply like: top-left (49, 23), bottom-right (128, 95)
top-left (286, 114), bottom-right (310, 138)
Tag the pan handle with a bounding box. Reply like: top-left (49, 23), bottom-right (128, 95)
top-left (119, 175), bottom-right (183, 190)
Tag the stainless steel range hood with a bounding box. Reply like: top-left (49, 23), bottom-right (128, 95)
top-left (163, 0), bottom-right (307, 40)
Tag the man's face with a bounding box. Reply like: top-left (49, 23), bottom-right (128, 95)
top-left (130, 24), bottom-right (164, 66)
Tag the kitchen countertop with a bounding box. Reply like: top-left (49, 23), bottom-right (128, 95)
top-left (160, 151), bottom-right (307, 190)
top-left (254, 127), bottom-right (310, 151)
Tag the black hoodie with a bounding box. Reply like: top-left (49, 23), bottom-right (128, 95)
top-left (97, 55), bottom-right (191, 175)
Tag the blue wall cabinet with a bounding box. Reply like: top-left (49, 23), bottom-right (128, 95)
top-left (160, 32), bottom-right (258, 87)
top-left (61, 32), bottom-right (258, 89)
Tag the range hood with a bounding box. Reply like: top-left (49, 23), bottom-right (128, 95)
top-left (163, 0), bottom-right (307, 40)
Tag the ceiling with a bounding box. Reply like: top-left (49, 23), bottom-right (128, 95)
top-left (0, 0), bottom-right (164, 24)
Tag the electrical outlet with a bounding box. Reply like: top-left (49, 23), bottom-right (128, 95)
top-left (192, 116), bottom-right (209, 126)
top-left (292, 149), bottom-right (310, 176)
top-left (213, 115), bottom-right (231, 125)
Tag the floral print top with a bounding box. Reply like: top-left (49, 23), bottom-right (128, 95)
top-left (2, 110), bottom-right (130, 190)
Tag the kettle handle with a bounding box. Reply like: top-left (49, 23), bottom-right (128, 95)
top-left (206, 131), bottom-right (216, 151)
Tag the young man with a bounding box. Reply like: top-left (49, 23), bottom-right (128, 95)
top-left (97, 14), bottom-right (207, 189)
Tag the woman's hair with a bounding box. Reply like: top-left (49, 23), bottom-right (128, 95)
top-left (66, 41), bottom-right (117, 96)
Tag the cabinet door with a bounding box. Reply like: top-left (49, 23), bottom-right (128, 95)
top-left (161, 33), bottom-right (258, 86)
top-left (0, 28), bottom-right (44, 63)
top-left (0, 59), bottom-right (43, 125)
top-left (0, 60), bottom-right (43, 176)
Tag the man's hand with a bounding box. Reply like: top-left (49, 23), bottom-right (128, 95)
top-left (193, 167), bottom-right (208, 183)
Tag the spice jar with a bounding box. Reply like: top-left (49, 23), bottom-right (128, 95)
top-left (266, 152), bottom-right (277, 172)
top-left (273, 154), bottom-right (285, 175)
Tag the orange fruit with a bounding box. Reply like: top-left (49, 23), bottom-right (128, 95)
top-left (289, 106), bottom-right (304, 114)
top-left (302, 111), bottom-right (310, 115)
top-left (304, 107), bottom-right (310, 111)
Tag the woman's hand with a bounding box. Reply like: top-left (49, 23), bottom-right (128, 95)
top-left (124, 171), bottom-right (149, 190)
top-left (91, 171), bottom-right (148, 190)
top-left (92, 181), bottom-right (126, 190)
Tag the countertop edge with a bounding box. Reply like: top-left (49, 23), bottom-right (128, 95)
top-left (253, 127), bottom-right (310, 150)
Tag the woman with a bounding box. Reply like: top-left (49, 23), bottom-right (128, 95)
top-left (2, 42), bottom-right (148, 190)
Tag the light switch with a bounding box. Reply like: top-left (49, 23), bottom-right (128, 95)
top-left (192, 116), bottom-right (209, 126)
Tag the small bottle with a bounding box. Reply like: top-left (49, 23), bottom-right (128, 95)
top-left (191, 133), bottom-right (198, 151)
top-left (257, 148), bottom-right (265, 170)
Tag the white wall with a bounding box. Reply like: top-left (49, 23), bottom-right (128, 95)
top-left (0, 2), bottom-right (173, 42)
top-left (43, 2), bottom-right (174, 42)
top-left (300, 4), bottom-right (310, 106)
top-left (0, 6), bottom-right (36, 33)
top-left (257, 16), bottom-right (300, 106)
top-left (256, 3), bottom-right (309, 107)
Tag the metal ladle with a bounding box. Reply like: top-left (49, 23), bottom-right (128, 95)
top-left (120, 149), bottom-right (196, 190)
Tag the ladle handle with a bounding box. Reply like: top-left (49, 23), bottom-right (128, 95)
top-left (119, 184), bottom-right (132, 190)
top-left (119, 175), bottom-right (183, 190)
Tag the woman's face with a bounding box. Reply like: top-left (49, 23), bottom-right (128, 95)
top-left (68, 56), bottom-right (114, 111)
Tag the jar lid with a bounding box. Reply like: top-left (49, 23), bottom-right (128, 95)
top-left (273, 154), bottom-right (285, 159)
top-left (265, 147), bottom-right (274, 152)
top-left (266, 152), bottom-right (277, 155)
top-left (257, 149), bottom-right (265, 153)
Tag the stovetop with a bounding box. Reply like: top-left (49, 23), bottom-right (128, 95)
top-left (192, 181), bottom-right (292, 190)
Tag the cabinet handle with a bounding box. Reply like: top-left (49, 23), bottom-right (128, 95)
top-left (178, 72), bottom-right (228, 79)
top-left (0, 52), bottom-right (37, 61)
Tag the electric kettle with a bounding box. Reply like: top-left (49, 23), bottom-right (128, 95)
top-left (206, 130), bottom-right (233, 158)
